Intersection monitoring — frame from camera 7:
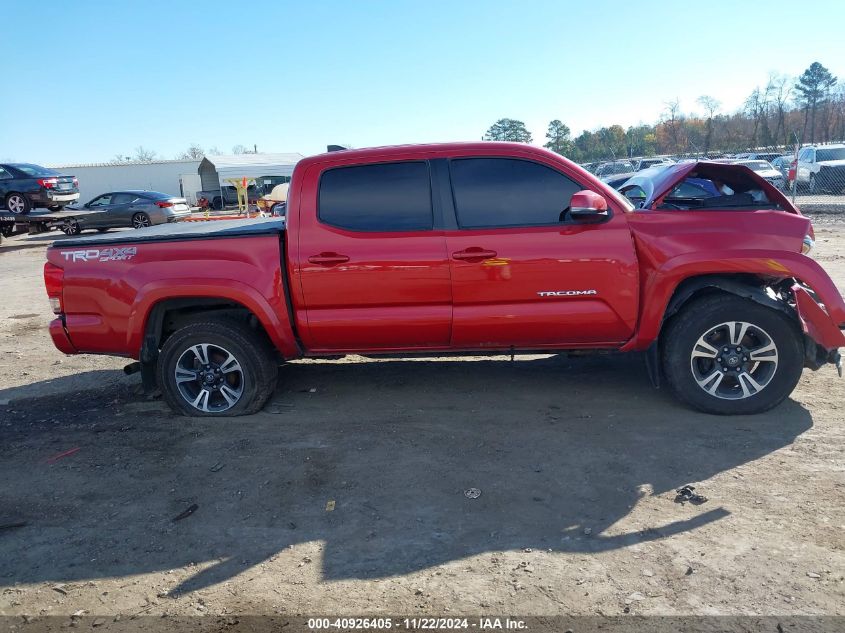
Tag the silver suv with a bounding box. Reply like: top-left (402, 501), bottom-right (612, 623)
top-left (792, 144), bottom-right (845, 194)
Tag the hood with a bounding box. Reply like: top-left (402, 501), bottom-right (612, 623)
top-left (623, 161), bottom-right (795, 211)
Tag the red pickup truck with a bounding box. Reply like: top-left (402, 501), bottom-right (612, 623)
top-left (44, 142), bottom-right (845, 417)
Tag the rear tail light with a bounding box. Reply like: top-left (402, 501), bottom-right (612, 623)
top-left (44, 262), bottom-right (64, 314)
top-left (155, 201), bottom-right (174, 208)
top-left (38, 178), bottom-right (58, 189)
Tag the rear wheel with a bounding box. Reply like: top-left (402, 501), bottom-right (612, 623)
top-left (132, 212), bottom-right (151, 228)
top-left (97, 228), bottom-right (109, 233)
top-left (662, 295), bottom-right (803, 415)
top-left (157, 318), bottom-right (278, 416)
top-left (48, 205), bottom-right (64, 212)
top-left (5, 193), bottom-right (30, 214)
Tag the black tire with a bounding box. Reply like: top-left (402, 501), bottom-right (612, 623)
top-left (5, 193), bottom-right (30, 215)
top-left (48, 205), bottom-right (64, 212)
top-left (62, 219), bottom-right (82, 235)
top-left (661, 294), bottom-right (803, 415)
top-left (97, 228), bottom-right (110, 233)
top-left (0, 225), bottom-right (13, 238)
top-left (157, 318), bottom-right (278, 417)
top-left (132, 212), bottom-right (151, 229)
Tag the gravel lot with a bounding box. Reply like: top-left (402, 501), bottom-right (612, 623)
top-left (1, 220), bottom-right (844, 623)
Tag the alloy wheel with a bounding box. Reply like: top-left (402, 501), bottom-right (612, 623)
top-left (132, 214), bottom-right (151, 228)
top-left (7, 195), bottom-right (25, 213)
top-left (174, 343), bottom-right (245, 413)
top-left (689, 320), bottom-right (778, 400)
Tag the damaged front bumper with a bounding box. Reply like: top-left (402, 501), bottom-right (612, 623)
top-left (792, 283), bottom-right (845, 372)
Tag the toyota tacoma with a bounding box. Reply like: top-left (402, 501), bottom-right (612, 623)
top-left (43, 143), bottom-right (845, 416)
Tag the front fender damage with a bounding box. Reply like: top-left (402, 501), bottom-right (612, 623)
top-left (792, 284), bottom-right (845, 373)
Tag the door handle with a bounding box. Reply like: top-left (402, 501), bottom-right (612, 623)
top-left (308, 252), bottom-right (350, 265)
top-left (452, 248), bottom-right (497, 261)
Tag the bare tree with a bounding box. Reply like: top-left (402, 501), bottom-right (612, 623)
top-left (231, 144), bottom-right (248, 155)
top-left (133, 146), bottom-right (157, 162)
top-left (696, 95), bottom-right (721, 154)
top-left (768, 73), bottom-right (793, 147)
top-left (661, 99), bottom-right (684, 153)
top-left (177, 144), bottom-right (204, 160)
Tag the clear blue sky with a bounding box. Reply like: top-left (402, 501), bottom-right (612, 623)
top-left (2, 0), bottom-right (844, 164)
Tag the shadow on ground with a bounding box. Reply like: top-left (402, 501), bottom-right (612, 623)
top-left (0, 353), bottom-right (811, 595)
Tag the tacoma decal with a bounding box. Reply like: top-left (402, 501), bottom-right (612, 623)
top-left (537, 289), bottom-right (597, 297)
top-left (60, 247), bottom-right (138, 263)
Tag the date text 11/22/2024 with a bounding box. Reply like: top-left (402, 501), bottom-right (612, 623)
top-left (307, 617), bottom-right (528, 630)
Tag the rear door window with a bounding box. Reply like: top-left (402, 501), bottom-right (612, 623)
top-left (318, 161), bottom-right (432, 231)
top-left (111, 193), bottom-right (138, 205)
top-left (449, 158), bottom-right (582, 228)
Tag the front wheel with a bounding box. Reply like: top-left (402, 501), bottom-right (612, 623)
top-left (662, 295), bottom-right (803, 415)
top-left (157, 318), bottom-right (278, 416)
top-left (62, 219), bottom-right (82, 235)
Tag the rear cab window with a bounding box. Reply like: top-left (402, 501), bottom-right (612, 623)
top-left (318, 161), bottom-right (433, 231)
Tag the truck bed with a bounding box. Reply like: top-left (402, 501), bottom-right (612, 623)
top-left (55, 217), bottom-right (285, 247)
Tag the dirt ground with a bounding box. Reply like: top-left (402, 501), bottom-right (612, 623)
top-left (1, 219), bottom-right (844, 622)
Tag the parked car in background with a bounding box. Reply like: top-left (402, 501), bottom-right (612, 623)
top-left (734, 152), bottom-right (782, 163)
top-left (62, 191), bottom-right (191, 235)
top-left (792, 144), bottom-right (845, 193)
top-left (632, 157), bottom-right (675, 171)
top-left (771, 155), bottom-right (793, 184)
top-left (594, 160), bottom-right (635, 180)
top-left (732, 160), bottom-right (785, 190)
top-left (256, 183), bottom-right (289, 216)
top-left (0, 163), bottom-right (79, 214)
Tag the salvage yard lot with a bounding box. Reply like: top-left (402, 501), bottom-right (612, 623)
top-left (1, 221), bottom-right (844, 617)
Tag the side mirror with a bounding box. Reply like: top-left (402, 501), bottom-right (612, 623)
top-left (569, 190), bottom-right (609, 221)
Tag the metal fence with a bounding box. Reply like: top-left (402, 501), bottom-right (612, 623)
top-left (582, 141), bottom-right (845, 211)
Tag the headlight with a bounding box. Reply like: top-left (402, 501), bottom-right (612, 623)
top-left (802, 234), bottom-right (814, 255)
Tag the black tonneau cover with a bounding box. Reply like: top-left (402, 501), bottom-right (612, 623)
top-left (54, 217), bottom-right (285, 248)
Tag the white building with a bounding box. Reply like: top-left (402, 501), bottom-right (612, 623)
top-left (49, 152), bottom-right (305, 207)
top-left (48, 159), bottom-right (203, 205)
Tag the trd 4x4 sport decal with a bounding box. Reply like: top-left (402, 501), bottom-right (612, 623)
top-left (60, 247), bottom-right (138, 263)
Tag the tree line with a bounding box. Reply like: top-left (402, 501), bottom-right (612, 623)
top-left (109, 144), bottom-right (256, 164)
top-left (483, 62), bottom-right (844, 163)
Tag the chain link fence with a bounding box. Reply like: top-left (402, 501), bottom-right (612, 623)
top-left (582, 141), bottom-right (845, 212)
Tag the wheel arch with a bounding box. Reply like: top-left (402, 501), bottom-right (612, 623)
top-left (138, 296), bottom-right (282, 391)
top-left (661, 274), bottom-right (796, 331)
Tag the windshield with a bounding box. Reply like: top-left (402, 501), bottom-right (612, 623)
top-left (817, 148), bottom-right (845, 162)
top-left (12, 163), bottom-right (59, 177)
